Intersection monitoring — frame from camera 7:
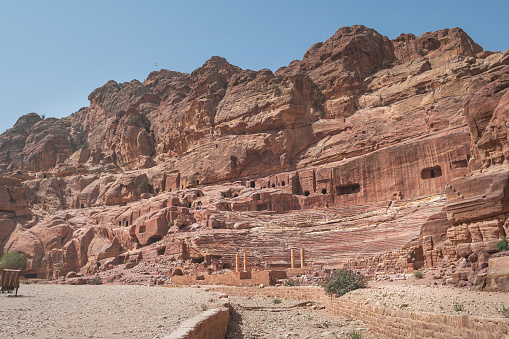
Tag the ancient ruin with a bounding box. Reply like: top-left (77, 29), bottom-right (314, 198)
top-left (1, 25), bottom-right (509, 291)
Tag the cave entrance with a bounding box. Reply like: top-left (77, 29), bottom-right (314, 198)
top-left (173, 268), bottom-right (183, 276)
top-left (321, 188), bottom-right (327, 194)
top-left (421, 166), bottom-right (442, 179)
top-left (191, 257), bottom-right (204, 264)
top-left (304, 191), bottom-right (310, 196)
top-left (336, 183), bottom-right (360, 195)
top-left (250, 181), bottom-right (256, 188)
top-left (139, 226), bottom-right (146, 233)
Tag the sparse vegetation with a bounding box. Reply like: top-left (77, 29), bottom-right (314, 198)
top-left (0, 252), bottom-right (27, 270)
top-left (137, 178), bottom-right (150, 194)
top-left (453, 302), bottom-right (465, 312)
top-left (200, 304), bottom-right (209, 311)
top-left (347, 330), bottom-right (362, 339)
top-left (187, 174), bottom-right (198, 187)
top-left (418, 49), bottom-right (424, 56)
top-left (413, 270), bottom-right (423, 279)
top-left (313, 90), bottom-right (326, 108)
top-left (272, 298), bottom-right (282, 304)
top-left (89, 276), bottom-right (102, 285)
top-left (400, 303), bottom-right (409, 309)
top-left (381, 59), bottom-right (391, 68)
top-left (496, 236), bottom-right (509, 252)
top-left (126, 114), bottom-right (140, 126)
top-left (497, 305), bottom-right (509, 318)
top-left (283, 277), bottom-right (300, 286)
top-left (320, 268), bottom-right (367, 297)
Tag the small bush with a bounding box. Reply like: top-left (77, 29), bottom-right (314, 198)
top-left (89, 276), bottom-right (102, 285)
top-left (496, 237), bottom-right (509, 252)
top-left (347, 330), bottom-right (362, 339)
top-left (272, 298), bottom-right (282, 304)
top-left (453, 302), bottom-right (465, 312)
top-left (0, 252), bottom-right (26, 270)
top-left (283, 278), bottom-right (300, 286)
top-left (497, 305), bottom-right (509, 318)
top-left (413, 270), bottom-right (423, 279)
top-left (187, 174), bottom-right (197, 186)
top-left (200, 304), bottom-right (208, 311)
top-left (320, 269), bottom-right (367, 297)
top-left (137, 178), bottom-right (150, 194)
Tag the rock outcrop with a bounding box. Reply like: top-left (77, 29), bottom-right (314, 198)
top-left (0, 25), bottom-right (508, 282)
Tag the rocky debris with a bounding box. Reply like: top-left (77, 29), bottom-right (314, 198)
top-left (341, 280), bottom-right (509, 319)
top-left (227, 295), bottom-right (376, 339)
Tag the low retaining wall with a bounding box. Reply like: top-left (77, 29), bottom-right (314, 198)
top-left (165, 299), bottom-right (230, 339)
top-left (210, 286), bottom-right (509, 339)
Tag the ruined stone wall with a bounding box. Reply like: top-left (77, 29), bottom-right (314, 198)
top-left (211, 286), bottom-right (508, 339)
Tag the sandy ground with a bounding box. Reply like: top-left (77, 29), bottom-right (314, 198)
top-left (2, 280), bottom-right (509, 339)
top-left (0, 284), bottom-right (223, 339)
top-left (346, 280), bottom-right (509, 318)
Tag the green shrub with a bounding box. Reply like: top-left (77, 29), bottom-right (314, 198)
top-left (413, 270), bottom-right (423, 279)
top-left (347, 330), bottom-right (362, 339)
top-left (453, 302), bottom-right (465, 312)
top-left (320, 268), bottom-right (367, 297)
top-left (272, 298), bottom-right (282, 304)
top-left (200, 304), bottom-right (208, 311)
top-left (283, 278), bottom-right (300, 286)
top-left (497, 305), bottom-right (509, 318)
top-left (0, 252), bottom-right (26, 270)
top-left (496, 237), bottom-right (509, 252)
top-left (137, 178), bottom-right (150, 194)
top-left (187, 174), bottom-right (197, 186)
top-left (89, 276), bottom-right (102, 285)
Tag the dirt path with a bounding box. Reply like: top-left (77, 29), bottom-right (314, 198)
top-left (226, 295), bottom-right (376, 339)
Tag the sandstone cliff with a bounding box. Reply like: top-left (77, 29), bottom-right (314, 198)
top-left (0, 25), bottom-right (507, 283)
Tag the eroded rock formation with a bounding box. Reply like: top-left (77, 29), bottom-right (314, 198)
top-left (0, 25), bottom-right (508, 284)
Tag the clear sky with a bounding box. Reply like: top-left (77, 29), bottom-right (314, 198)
top-left (1, 0), bottom-right (508, 134)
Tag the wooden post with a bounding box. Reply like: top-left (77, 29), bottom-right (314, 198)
top-left (300, 248), bottom-right (305, 268)
top-left (235, 253), bottom-right (240, 272)
top-left (243, 253), bottom-right (248, 271)
top-left (291, 249), bottom-right (296, 269)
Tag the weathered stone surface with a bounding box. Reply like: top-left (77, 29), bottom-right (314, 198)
top-left (445, 169), bottom-right (509, 224)
top-left (0, 26), bottom-right (507, 279)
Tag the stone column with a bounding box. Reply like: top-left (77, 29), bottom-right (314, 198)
top-left (300, 248), bottom-right (305, 268)
top-left (290, 249), bottom-right (296, 269)
top-left (243, 253), bottom-right (248, 271)
top-left (235, 253), bottom-right (240, 272)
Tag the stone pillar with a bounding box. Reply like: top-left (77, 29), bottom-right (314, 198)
top-left (243, 253), bottom-right (248, 271)
top-left (235, 253), bottom-right (240, 272)
top-left (290, 249), bottom-right (296, 269)
top-left (300, 248), bottom-right (305, 268)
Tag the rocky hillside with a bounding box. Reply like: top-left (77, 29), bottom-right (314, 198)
top-left (0, 25), bottom-right (508, 286)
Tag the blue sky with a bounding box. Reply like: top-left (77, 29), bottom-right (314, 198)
top-left (1, 0), bottom-right (508, 134)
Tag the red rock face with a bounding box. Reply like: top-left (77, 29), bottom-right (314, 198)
top-left (1, 25), bottom-right (508, 280)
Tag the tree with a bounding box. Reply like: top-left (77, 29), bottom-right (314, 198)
top-left (0, 252), bottom-right (27, 270)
